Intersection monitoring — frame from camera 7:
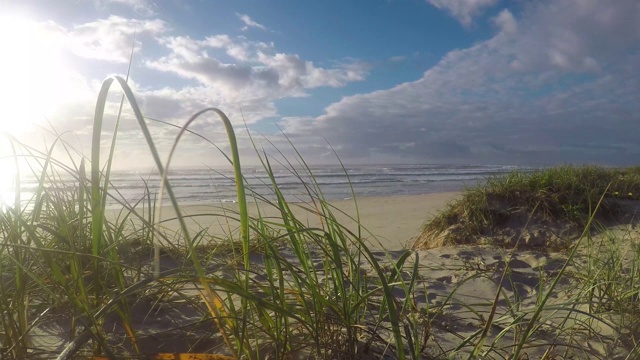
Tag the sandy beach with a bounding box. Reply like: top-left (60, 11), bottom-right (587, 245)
top-left (38, 189), bottom-right (639, 358)
top-left (149, 191), bottom-right (461, 250)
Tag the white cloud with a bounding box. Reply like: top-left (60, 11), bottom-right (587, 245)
top-left (204, 35), bottom-right (232, 48)
top-left (427, 0), bottom-right (499, 27)
top-left (56, 16), bottom-right (168, 63)
top-left (13, 14), bottom-right (368, 168)
top-left (493, 9), bottom-right (517, 36)
top-left (256, 52), bottom-right (368, 89)
top-left (127, 32), bottom-right (368, 164)
top-left (147, 35), bottom-right (369, 102)
top-left (281, 0), bottom-right (640, 165)
top-left (236, 13), bottom-right (268, 31)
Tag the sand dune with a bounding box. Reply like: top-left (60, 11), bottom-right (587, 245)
top-left (43, 192), bottom-right (637, 358)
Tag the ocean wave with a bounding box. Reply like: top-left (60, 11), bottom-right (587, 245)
top-left (10, 164), bottom-right (527, 204)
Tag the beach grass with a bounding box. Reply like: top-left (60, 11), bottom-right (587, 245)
top-left (415, 166), bottom-right (640, 358)
top-left (0, 76), bottom-right (420, 359)
top-left (0, 77), bottom-right (638, 359)
top-left (417, 165), bottom-right (640, 250)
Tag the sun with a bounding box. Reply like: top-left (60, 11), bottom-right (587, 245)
top-left (0, 15), bottom-right (87, 209)
top-left (0, 15), bottom-right (77, 134)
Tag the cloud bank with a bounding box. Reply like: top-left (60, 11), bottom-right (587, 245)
top-left (14, 1), bottom-right (640, 168)
top-left (282, 0), bottom-right (640, 165)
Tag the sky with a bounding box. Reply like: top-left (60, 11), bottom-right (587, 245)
top-left (1, 0), bottom-right (639, 170)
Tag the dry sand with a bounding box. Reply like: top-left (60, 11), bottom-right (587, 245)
top-left (150, 191), bottom-right (461, 250)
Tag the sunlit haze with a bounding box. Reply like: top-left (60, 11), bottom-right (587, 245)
top-left (0, 16), bottom-right (85, 133)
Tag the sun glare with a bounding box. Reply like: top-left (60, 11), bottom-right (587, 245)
top-left (0, 16), bottom-right (77, 134)
top-left (0, 15), bottom-right (84, 209)
top-left (0, 142), bottom-right (18, 210)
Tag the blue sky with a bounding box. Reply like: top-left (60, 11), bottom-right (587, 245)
top-left (1, 0), bottom-right (639, 168)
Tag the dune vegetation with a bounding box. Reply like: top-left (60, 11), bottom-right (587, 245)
top-left (416, 166), bottom-right (640, 251)
top-left (0, 76), bottom-right (425, 359)
top-left (0, 77), bottom-right (638, 359)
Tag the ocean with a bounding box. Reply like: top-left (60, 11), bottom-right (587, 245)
top-left (101, 164), bottom-right (531, 206)
top-left (6, 164), bottom-right (534, 208)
